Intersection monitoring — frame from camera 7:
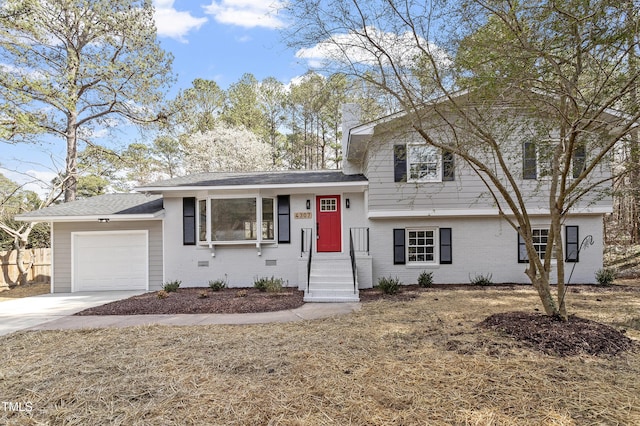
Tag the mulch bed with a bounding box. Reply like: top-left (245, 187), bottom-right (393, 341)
top-left (75, 283), bottom-right (638, 358)
top-left (76, 287), bottom-right (305, 315)
top-left (479, 311), bottom-right (637, 357)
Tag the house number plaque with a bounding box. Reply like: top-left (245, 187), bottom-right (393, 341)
top-left (294, 212), bottom-right (312, 219)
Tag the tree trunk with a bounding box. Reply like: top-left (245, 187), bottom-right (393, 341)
top-left (551, 209), bottom-right (567, 320)
top-left (14, 238), bottom-right (33, 287)
top-left (64, 113), bottom-right (78, 202)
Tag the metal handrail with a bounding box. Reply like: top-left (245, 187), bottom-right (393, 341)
top-left (349, 230), bottom-right (357, 294)
top-left (306, 230), bottom-right (313, 293)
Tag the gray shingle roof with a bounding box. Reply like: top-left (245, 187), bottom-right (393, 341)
top-left (138, 170), bottom-right (368, 189)
top-left (16, 193), bottom-right (163, 220)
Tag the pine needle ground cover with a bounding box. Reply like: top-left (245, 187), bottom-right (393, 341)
top-left (1, 286), bottom-right (639, 425)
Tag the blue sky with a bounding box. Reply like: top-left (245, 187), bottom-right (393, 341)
top-left (1, 0), bottom-right (315, 195)
top-left (154, 0), bottom-right (306, 93)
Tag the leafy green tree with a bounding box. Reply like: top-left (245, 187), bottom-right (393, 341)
top-left (259, 77), bottom-right (288, 167)
top-left (0, 0), bottom-right (174, 202)
top-left (152, 135), bottom-right (183, 179)
top-left (222, 73), bottom-right (265, 133)
top-left (286, 0), bottom-right (640, 319)
top-left (170, 78), bottom-right (226, 135)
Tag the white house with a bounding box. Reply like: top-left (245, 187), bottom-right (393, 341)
top-left (18, 99), bottom-right (613, 301)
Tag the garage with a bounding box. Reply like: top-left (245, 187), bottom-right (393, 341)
top-left (72, 231), bottom-right (149, 292)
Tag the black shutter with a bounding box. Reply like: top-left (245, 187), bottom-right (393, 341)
top-left (517, 230), bottom-right (528, 263)
top-left (442, 151), bottom-right (455, 181)
top-left (394, 144), bottom-right (407, 183)
top-left (565, 225), bottom-right (579, 262)
top-left (439, 228), bottom-right (452, 264)
top-left (523, 142), bottom-right (537, 179)
top-left (277, 195), bottom-right (290, 244)
top-left (573, 145), bottom-right (586, 179)
top-left (393, 228), bottom-right (406, 264)
top-left (183, 197), bottom-right (196, 245)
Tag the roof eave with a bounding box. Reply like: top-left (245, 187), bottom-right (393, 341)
top-left (136, 180), bottom-right (369, 193)
top-left (15, 211), bottom-right (165, 223)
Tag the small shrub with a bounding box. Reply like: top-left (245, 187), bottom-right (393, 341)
top-left (595, 268), bottom-right (616, 286)
top-left (209, 279), bottom-right (226, 291)
top-left (418, 271), bottom-right (434, 288)
top-left (198, 291), bottom-right (209, 299)
top-left (376, 276), bottom-right (402, 294)
top-left (157, 290), bottom-right (169, 299)
top-left (235, 289), bottom-right (248, 298)
top-left (163, 280), bottom-right (181, 292)
top-left (470, 273), bottom-right (493, 286)
top-left (254, 276), bottom-right (284, 293)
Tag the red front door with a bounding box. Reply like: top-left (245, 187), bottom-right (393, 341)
top-left (316, 195), bottom-right (341, 252)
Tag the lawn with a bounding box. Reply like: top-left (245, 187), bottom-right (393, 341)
top-left (1, 285), bottom-right (638, 425)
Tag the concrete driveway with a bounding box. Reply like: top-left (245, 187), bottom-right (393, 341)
top-left (0, 291), bottom-right (144, 336)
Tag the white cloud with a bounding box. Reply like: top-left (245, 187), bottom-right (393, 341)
top-left (295, 27), bottom-right (450, 70)
top-left (0, 167), bottom-right (59, 199)
top-left (153, 0), bottom-right (208, 43)
top-left (203, 0), bottom-right (286, 29)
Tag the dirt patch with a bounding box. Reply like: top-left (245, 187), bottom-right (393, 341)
top-left (76, 287), bottom-right (305, 315)
top-left (480, 311), bottom-right (637, 357)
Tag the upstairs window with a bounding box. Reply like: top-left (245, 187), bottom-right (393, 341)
top-left (408, 145), bottom-right (441, 182)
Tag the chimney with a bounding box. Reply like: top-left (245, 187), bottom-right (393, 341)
top-left (341, 103), bottom-right (362, 174)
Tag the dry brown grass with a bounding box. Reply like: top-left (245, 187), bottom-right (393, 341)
top-left (0, 282), bottom-right (49, 301)
top-left (1, 286), bottom-right (639, 425)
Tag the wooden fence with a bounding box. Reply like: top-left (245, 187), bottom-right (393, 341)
top-left (0, 248), bottom-right (51, 287)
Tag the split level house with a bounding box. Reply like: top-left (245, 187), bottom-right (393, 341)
top-left (18, 97), bottom-right (613, 302)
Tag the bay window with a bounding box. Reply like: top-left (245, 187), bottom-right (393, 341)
top-left (197, 196), bottom-right (276, 243)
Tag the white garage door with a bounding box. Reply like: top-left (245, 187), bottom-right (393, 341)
top-left (72, 231), bottom-right (148, 292)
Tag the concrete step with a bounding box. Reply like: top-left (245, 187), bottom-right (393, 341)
top-left (304, 290), bottom-right (360, 302)
top-left (305, 255), bottom-right (359, 302)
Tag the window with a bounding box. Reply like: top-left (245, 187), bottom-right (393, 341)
top-left (532, 228), bottom-right (549, 259)
top-left (320, 198), bottom-right (337, 212)
top-left (198, 197), bottom-right (275, 243)
top-left (518, 227), bottom-right (556, 262)
top-left (408, 229), bottom-right (437, 263)
top-left (394, 144), bottom-right (454, 183)
top-left (408, 145), bottom-right (441, 182)
top-left (198, 199), bottom-right (207, 242)
top-left (262, 198), bottom-right (274, 240)
top-left (394, 227), bottom-right (452, 265)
